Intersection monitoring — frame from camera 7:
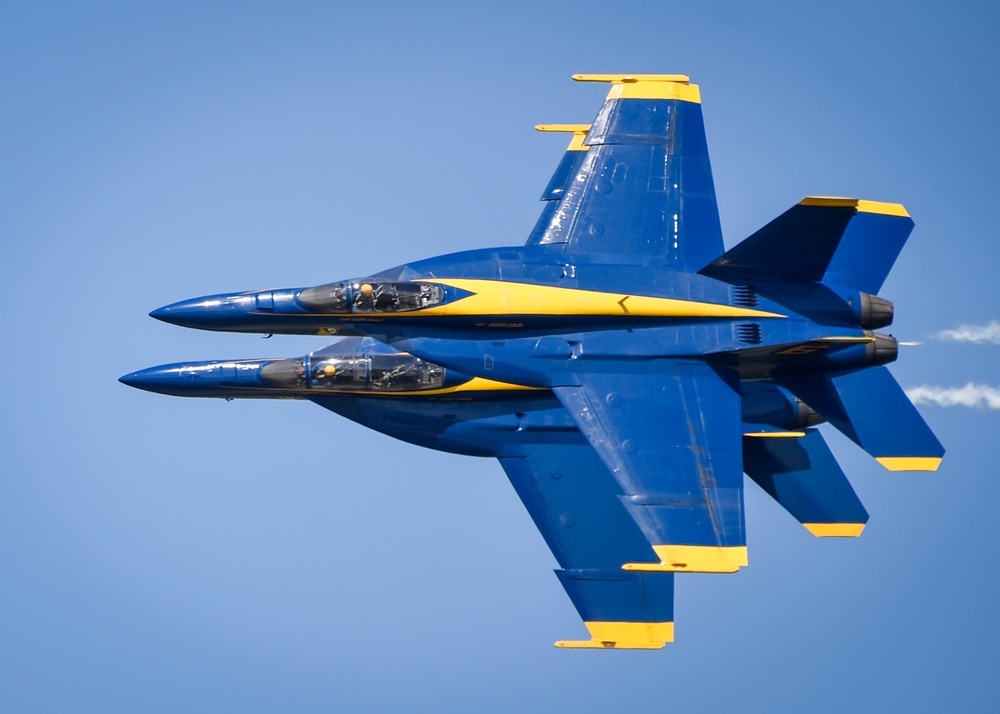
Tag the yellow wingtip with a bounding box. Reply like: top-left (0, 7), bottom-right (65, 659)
top-left (571, 74), bottom-right (700, 103)
top-left (572, 73), bottom-right (691, 83)
top-left (555, 621), bottom-right (673, 649)
top-left (623, 545), bottom-right (748, 573)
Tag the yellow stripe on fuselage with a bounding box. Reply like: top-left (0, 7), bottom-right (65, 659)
top-left (310, 376), bottom-right (542, 398)
top-left (411, 279), bottom-right (783, 321)
top-left (799, 196), bottom-right (910, 218)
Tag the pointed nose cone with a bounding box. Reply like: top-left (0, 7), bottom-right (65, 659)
top-left (120, 360), bottom-right (279, 397)
top-left (119, 365), bottom-right (193, 396)
top-left (148, 289), bottom-right (311, 333)
top-left (149, 295), bottom-right (253, 331)
top-left (148, 304), bottom-right (178, 322)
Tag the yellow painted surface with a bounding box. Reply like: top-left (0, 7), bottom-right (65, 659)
top-left (573, 74), bottom-right (691, 83)
top-left (856, 200), bottom-right (910, 217)
top-left (535, 124), bottom-right (591, 152)
top-left (415, 279), bottom-right (784, 320)
top-left (555, 621), bottom-right (674, 649)
top-left (803, 523), bottom-right (866, 537)
top-left (311, 376), bottom-right (541, 398)
top-left (571, 74), bottom-right (701, 103)
top-left (623, 545), bottom-right (748, 573)
top-left (817, 336), bottom-right (877, 343)
top-left (744, 431), bottom-right (807, 438)
top-left (876, 456), bottom-right (942, 471)
top-left (799, 196), bottom-right (910, 218)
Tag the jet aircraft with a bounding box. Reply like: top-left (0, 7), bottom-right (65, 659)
top-left (122, 74), bottom-right (944, 649)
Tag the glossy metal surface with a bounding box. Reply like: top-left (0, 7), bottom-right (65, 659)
top-left (123, 74), bottom-right (943, 646)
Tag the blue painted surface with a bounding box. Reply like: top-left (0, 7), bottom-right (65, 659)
top-left (125, 72), bottom-right (944, 640)
top-left (744, 429), bottom-right (869, 527)
top-left (10, 3), bottom-right (998, 709)
top-left (542, 98), bottom-right (723, 269)
top-left (703, 202), bottom-right (914, 294)
top-left (777, 366), bottom-right (944, 461)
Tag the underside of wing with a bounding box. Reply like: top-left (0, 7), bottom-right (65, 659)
top-left (555, 360), bottom-right (747, 573)
top-left (534, 75), bottom-right (723, 270)
top-left (499, 442), bottom-right (675, 649)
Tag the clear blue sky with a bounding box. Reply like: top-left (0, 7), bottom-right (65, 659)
top-left (3, 2), bottom-right (999, 712)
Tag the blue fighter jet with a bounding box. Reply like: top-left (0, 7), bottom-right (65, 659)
top-left (122, 75), bottom-right (944, 649)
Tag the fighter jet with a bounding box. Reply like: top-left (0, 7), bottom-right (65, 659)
top-left (122, 75), bottom-right (943, 649)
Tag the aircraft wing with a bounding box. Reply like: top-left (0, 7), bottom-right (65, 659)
top-left (499, 440), bottom-right (675, 649)
top-left (525, 124), bottom-right (591, 247)
top-left (554, 360), bottom-right (747, 572)
top-left (531, 75), bottom-right (724, 271)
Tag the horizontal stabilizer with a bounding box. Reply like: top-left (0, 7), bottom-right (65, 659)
top-left (744, 429), bottom-right (868, 535)
top-left (776, 367), bottom-right (944, 470)
top-left (554, 570), bottom-right (674, 649)
top-left (701, 197), bottom-right (914, 293)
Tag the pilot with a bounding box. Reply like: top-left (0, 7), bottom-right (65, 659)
top-left (315, 362), bottom-right (337, 386)
top-left (353, 282), bottom-right (376, 312)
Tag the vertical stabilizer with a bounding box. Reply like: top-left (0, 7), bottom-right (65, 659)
top-left (701, 198), bottom-right (914, 294)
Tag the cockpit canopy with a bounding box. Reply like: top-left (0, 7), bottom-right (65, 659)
top-left (297, 280), bottom-right (445, 314)
top-left (260, 353), bottom-right (446, 392)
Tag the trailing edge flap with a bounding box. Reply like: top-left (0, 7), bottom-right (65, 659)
top-left (743, 428), bottom-right (868, 535)
top-left (701, 198), bottom-right (914, 294)
top-left (553, 361), bottom-right (746, 559)
top-left (775, 366), bottom-right (944, 470)
top-left (537, 77), bottom-right (724, 270)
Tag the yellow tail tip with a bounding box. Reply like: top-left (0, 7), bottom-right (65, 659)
top-left (803, 523), bottom-right (866, 537)
top-left (876, 457), bottom-right (942, 471)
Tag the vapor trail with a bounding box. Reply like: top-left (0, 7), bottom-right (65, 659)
top-left (906, 383), bottom-right (1000, 410)
top-left (935, 321), bottom-right (1000, 345)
